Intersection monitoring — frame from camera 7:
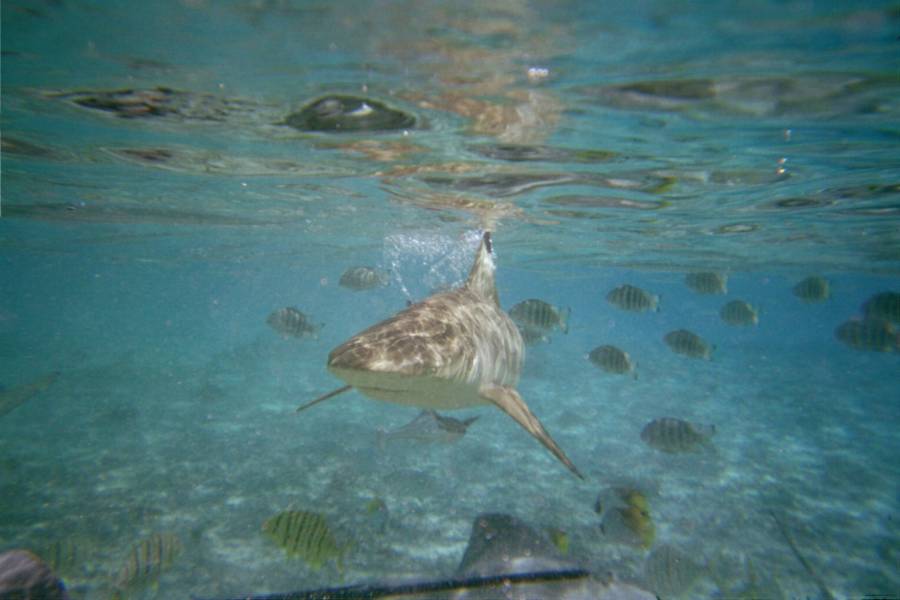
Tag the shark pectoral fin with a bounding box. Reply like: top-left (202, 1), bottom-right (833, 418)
top-left (479, 385), bottom-right (584, 480)
top-left (296, 384), bottom-right (352, 413)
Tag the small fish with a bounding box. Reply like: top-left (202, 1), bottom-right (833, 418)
top-left (643, 543), bottom-right (702, 597)
top-left (606, 284), bottom-right (659, 312)
top-left (37, 538), bottom-right (81, 578)
top-left (792, 276), bottom-right (830, 303)
top-left (587, 345), bottom-right (636, 377)
top-left (546, 527), bottom-right (569, 555)
top-left (685, 272), bottom-right (727, 295)
top-left (266, 307), bottom-right (322, 339)
top-left (618, 504), bottom-right (655, 550)
top-left (862, 291), bottom-right (900, 324)
top-left (365, 497), bottom-right (388, 516)
top-left (365, 497), bottom-right (389, 533)
top-left (339, 266), bottom-right (390, 291)
top-left (598, 488), bottom-right (655, 550)
top-left (720, 300), bottom-right (758, 326)
top-left (0, 371), bottom-right (59, 418)
top-left (619, 488), bottom-right (650, 513)
top-left (114, 532), bottom-right (182, 590)
top-left (834, 318), bottom-right (898, 352)
top-left (640, 417), bottom-right (716, 453)
top-left (376, 410), bottom-right (479, 447)
top-left (508, 299), bottom-right (571, 334)
top-left (663, 329), bottom-right (712, 359)
top-left (262, 510), bottom-right (345, 571)
top-left (517, 325), bottom-right (551, 346)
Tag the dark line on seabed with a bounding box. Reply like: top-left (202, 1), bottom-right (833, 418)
top-left (768, 509), bottom-right (836, 600)
top-left (192, 568), bottom-right (591, 600)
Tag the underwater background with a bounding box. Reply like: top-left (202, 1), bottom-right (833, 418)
top-left (1, 1), bottom-right (899, 598)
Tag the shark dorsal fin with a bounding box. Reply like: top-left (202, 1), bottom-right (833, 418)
top-left (465, 231), bottom-right (499, 306)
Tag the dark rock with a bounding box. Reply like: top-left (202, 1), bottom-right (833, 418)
top-left (0, 550), bottom-right (70, 600)
top-left (284, 95), bottom-right (416, 132)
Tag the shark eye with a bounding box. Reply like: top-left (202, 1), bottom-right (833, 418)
top-left (483, 232), bottom-right (493, 254)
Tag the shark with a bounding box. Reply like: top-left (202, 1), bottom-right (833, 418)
top-left (298, 231), bottom-right (583, 479)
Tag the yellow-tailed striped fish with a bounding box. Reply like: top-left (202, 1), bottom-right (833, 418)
top-left (619, 504), bottom-right (655, 549)
top-left (546, 527), bottom-right (569, 555)
top-left (114, 532), bottom-right (182, 590)
top-left (365, 497), bottom-right (387, 516)
top-left (685, 271), bottom-right (727, 295)
top-left (792, 275), bottom-right (830, 303)
top-left (601, 489), bottom-right (655, 550)
top-left (606, 284), bottom-right (659, 312)
top-left (596, 487), bottom-right (656, 550)
top-left (720, 300), bottom-right (758, 326)
top-left (365, 497), bottom-right (389, 533)
top-left (508, 299), bottom-right (571, 334)
top-left (262, 510), bottom-right (346, 571)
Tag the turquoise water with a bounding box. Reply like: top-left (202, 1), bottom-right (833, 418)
top-left (2, 1), bottom-right (899, 598)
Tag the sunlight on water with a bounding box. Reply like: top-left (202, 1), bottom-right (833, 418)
top-left (383, 230), bottom-right (482, 301)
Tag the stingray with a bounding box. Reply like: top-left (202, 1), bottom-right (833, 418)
top-left (376, 410), bottom-right (479, 447)
top-left (298, 231), bottom-right (582, 478)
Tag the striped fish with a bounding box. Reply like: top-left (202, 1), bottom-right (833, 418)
top-left (640, 417), bottom-right (715, 453)
top-left (617, 504), bottom-right (655, 550)
top-left (266, 307), bottom-right (322, 339)
top-left (599, 488), bottom-right (655, 550)
top-left (643, 543), bottom-right (702, 597)
top-left (834, 318), bottom-right (898, 352)
top-left (546, 527), bottom-right (569, 555)
top-left (517, 325), bottom-right (551, 346)
top-left (685, 272), bottom-right (727, 295)
top-left (793, 275), bottom-right (830, 303)
top-left (606, 284), bottom-right (659, 312)
top-left (862, 291), bottom-right (900, 324)
top-left (663, 329), bottom-right (712, 359)
top-left (114, 532), bottom-right (182, 590)
top-left (587, 345), bottom-right (635, 377)
top-left (37, 538), bottom-right (81, 578)
top-left (339, 266), bottom-right (390, 291)
top-left (508, 299), bottom-right (570, 334)
top-left (262, 510), bottom-right (345, 571)
top-left (720, 300), bottom-right (758, 326)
